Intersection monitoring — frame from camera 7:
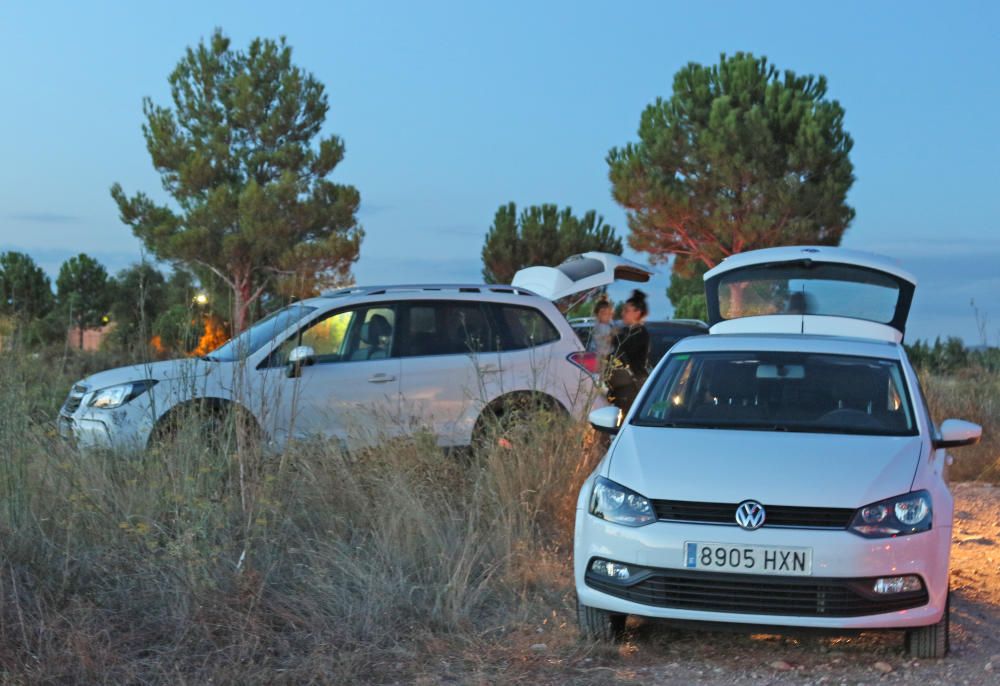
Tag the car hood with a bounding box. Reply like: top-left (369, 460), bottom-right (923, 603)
top-left (607, 425), bottom-right (922, 509)
top-left (78, 359), bottom-right (212, 391)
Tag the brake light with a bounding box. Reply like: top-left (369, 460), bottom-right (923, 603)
top-left (567, 351), bottom-right (600, 375)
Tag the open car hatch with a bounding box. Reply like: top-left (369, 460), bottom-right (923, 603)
top-left (703, 246), bottom-right (917, 342)
top-left (512, 252), bottom-right (654, 303)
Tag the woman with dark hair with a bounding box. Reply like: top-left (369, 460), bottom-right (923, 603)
top-left (607, 289), bottom-right (650, 411)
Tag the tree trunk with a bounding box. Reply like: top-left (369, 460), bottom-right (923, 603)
top-left (727, 282), bottom-right (748, 318)
top-left (232, 281), bottom-right (251, 334)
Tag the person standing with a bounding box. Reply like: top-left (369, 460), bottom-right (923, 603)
top-left (587, 296), bottom-right (614, 360)
top-left (607, 290), bottom-right (650, 412)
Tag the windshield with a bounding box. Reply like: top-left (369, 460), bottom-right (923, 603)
top-left (634, 351), bottom-right (916, 436)
top-left (207, 304), bottom-right (316, 362)
top-left (716, 263), bottom-right (902, 323)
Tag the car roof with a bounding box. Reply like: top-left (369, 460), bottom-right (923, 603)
top-left (669, 333), bottom-right (903, 360)
top-left (297, 283), bottom-right (547, 308)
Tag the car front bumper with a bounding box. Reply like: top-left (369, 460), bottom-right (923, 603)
top-left (574, 509), bottom-right (950, 630)
top-left (58, 400), bottom-right (156, 452)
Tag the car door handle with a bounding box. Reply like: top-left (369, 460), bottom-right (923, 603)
top-left (368, 374), bottom-right (396, 383)
top-left (478, 364), bottom-right (500, 374)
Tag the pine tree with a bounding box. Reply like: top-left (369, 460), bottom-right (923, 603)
top-left (608, 52), bottom-right (855, 270)
top-left (112, 29), bottom-right (362, 332)
top-left (482, 203), bottom-right (622, 284)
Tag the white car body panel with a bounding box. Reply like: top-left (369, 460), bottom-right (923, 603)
top-left (709, 314), bottom-right (907, 343)
top-left (607, 427), bottom-right (923, 508)
top-left (512, 251), bottom-right (654, 302)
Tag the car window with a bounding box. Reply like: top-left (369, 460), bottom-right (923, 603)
top-left (344, 306), bottom-right (396, 361)
top-left (209, 304), bottom-right (316, 361)
top-left (268, 304), bottom-right (396, 366)
top-left (634, 351), bottom-right (917, 436)
top-left (398, 302), bottom-right (496, 357)
top-left (495, 305), bottom-right (560, 350)
top-left (300, 310), bottom-right (354, 362)
top-left (717, 263), bottom-right (901, 323)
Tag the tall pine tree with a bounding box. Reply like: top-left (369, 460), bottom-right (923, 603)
top-left (482, 203), bottom-right (622, 284)
top-left (112, 29), bottom-right (362, 332)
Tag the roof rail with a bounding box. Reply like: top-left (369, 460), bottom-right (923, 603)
top-left (320, 284), bottom-right (537, 297)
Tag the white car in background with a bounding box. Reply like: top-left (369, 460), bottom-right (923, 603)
top-left (59, 253), bottom-right (652, 452)
top-left (575, 246), bottom-right (982, 658)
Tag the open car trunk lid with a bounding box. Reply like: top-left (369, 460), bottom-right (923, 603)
top-left (703, 246), bottom-right (917, 342)
top-left (511, 252), bottom-right (654, 302)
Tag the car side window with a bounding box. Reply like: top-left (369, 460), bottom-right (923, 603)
top-left (266, 304), bottom-right (397, 366)
top-left (300, 310), bottom-right (354, 362)
top-left (495, 305), bottom-right (560, 350)
top-left (344, 306), bottom-right (397, 361)
top-left (398, 302), bottom-right (496, 357)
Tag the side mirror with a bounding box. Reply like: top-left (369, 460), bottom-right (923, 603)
top-left (589, 406), bottom-right (623, 435)
top-left (287, 345), bottom-right (316, 378)
top-left (933, 419), bottom-right (982, 450)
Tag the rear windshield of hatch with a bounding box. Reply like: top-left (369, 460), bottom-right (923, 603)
top-left (717, 263), bottom-right (901, 323)
top-left (633, 351), bottom-right (916, 436)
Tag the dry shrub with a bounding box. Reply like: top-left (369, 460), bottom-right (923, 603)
top-left (0, 350), bottom-right (604, 683)
top-left (921, 368), bottom-right (1000, 481)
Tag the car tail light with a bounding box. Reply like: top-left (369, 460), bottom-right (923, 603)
top-left (567, 351), bottom-right (600, 375)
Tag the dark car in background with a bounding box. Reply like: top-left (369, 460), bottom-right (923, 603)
top-left (569, 318), bottom-right (708, 368)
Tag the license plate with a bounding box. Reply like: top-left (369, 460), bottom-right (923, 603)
top-left (684, 541), bottom-right (812, 575)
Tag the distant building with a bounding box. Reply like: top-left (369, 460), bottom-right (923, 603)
top-left (67, 323), bottom-right (115, 351)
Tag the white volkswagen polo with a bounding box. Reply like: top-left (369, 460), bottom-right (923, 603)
top-left (574, 246), bottom-right (982, 658)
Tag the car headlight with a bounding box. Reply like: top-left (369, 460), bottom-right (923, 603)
top-left (589, 476), bottom-right (656, 527)
top-left (849, 490), bottom-right (932, 538)
top-left (87, 380), bottom-right (158, 409)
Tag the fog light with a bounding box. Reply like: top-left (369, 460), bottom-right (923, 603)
top-left (591, 559), bottom-right (631, 580)
top-left (873, 575), bottom-right (923, 594)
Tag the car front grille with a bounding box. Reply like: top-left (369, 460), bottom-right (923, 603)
top-left (62, 384), bottom-right (88, 415)
top-left (586, 566), bottom-right (928, 617)
top-left (651, 500), bottom-right (855, 530)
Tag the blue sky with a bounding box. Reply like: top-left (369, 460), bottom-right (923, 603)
top-left (1, 1), bottom-right (998, 343)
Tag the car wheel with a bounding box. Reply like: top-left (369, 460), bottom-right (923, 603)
top-left (576, 599), bottom-right (626, 642)
top-left (472, 393), bottom-right (564, 453)
top-left (151, 402), bottom-right (257, 454)
top-left (905, 589), bottom-right (949, 658)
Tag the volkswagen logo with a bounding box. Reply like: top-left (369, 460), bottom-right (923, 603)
top-left (735, 500), bottom-right (766, 530)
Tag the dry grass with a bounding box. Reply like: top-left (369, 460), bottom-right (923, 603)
top-left (920, 367), bottom-right (1000, 482)
top-left (0, 351), bottom-right (996, 684)
top-left (0, 350), bottom-right (604, 684)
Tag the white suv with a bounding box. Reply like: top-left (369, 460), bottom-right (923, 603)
top-left (575, 246), bottom-right (982, 658)
top-left (58, 253), bottom-right (653, 452)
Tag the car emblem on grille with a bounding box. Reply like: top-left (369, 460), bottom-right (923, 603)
top-left (735, 500), bottom-right (766, 530)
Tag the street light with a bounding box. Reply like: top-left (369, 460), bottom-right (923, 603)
top-left (193, 292), bottom-right (209, 306)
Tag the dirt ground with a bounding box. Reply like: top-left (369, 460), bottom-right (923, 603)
top-left (455, 482), bottom-right (1000, 686)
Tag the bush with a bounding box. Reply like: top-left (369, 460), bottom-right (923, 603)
top-left (921, 368), bottom-right (1000, 482)
top-left (0, 349), bottom-right (601, 682)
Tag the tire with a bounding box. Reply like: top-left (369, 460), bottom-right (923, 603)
top-left (577, 600), bottom-right (626, 642)
top-left (471, 393), bottom-right (564, 453)
top-left (150, 401), bottom-right (260, 454)
top-left (905, 590), bottom-right (950, 658)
